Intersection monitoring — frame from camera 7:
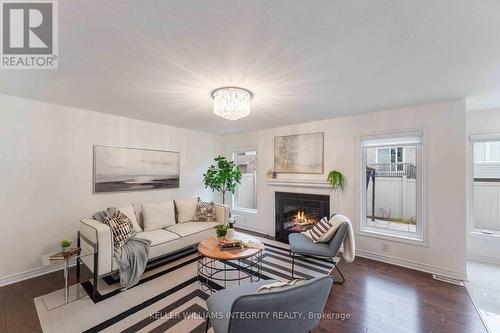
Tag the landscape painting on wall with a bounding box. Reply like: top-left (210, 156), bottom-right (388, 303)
top-left (274, 132), bottom-right (324, 174)
top-left (94, 146), bottom-right (180, 193)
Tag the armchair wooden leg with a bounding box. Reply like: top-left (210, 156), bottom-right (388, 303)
top-left (290, 252), bottom-right (295, 279)
top-left (330, 258), bottom-right (345, 284)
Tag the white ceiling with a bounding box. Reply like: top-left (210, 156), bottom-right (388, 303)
top-left (1, 0), bottom-right (500, 134)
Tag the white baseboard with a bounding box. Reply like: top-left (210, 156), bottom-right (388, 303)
top-left (467, 253), bottom-right (500, 265)
top-left (356, 249), bottom-right (467, 281)
top-left (0, 262), bottom-right (72, 287)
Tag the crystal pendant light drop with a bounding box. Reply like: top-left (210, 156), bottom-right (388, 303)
top-left (212, 87), bottom-right (252, 120)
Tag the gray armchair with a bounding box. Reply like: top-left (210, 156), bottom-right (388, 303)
top-left (288, 222), bottom-right (349, 284)
top-left (206, 275), bottom-right (333, 333)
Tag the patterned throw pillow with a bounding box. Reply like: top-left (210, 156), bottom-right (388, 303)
top-left (102, 210), bottom-right (136, 248)
top-left (193, 198), bottom-right (216, 222)
top-left (310, 216), bottom-right (334, 243)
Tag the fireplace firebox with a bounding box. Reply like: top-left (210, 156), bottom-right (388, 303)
top-left (275, 192), bottom-right (330, 243)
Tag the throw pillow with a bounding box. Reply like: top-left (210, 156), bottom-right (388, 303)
top-left (102, 210), bottom-right (135, 248)
top-left (309, 216), bottom-right (335, 243)
top-left (193, 198), bottom-right (216, 222)
top-left (142, 200), bottom-right (176, 231)
top-left (118, 204), bottom-right (142, 232)
top-left (174, 198), bottom-right (198, 223)
top-left (318, 214), bottom-right (346, 243)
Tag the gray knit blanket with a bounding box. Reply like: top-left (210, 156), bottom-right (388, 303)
top-left (93, 208), bottom-right (151, 290)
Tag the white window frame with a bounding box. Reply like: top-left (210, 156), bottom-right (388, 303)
top-left (232, 148), bottom-right (258, 215)
top-left (376, 146), bottom-right (405, 164)
top-left (469, 133), bottom-right (500, 236)
top-left (474, 142), bottom-right (500, 163)
top-left (358, 130), bottom-right (427, 246)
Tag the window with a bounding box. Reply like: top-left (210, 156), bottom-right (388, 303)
top-left (376, 146), bottom-right (405, 173)
top-left (474, 142), bottom-right (500, 163)
top-left (361, 132), bottom-right (424, 242)
top-left (233, 150), bottom-right (257, 212)
top-left (472, 140), bottom-right (500, 232)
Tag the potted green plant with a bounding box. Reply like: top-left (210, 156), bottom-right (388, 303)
top-left (214, 224), bottom-right (228, 240)
top-left (203, 155), bottom-right (242, 204)
top-left (60, 239), bottom-right (72, 253)
top-left (327, 170), bottom-right (346, 213)
top-left (327, 170), bottom-right (346, 192)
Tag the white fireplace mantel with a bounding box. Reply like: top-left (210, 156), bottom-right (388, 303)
top-left (264, 179), bottom-right (331, 189)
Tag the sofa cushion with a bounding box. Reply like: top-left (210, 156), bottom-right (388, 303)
top-left (142, 200), bottom-right (176, 231)
top-left (165, 221), bottom-right (219, 237)
top-left (112, 227), bottom-right (216, 270)
top-left (135, 229), bottom-right (179, 246)
top-left (174, 198), bottom-right (198, 223)
top-left (118, 204), bottom-right (142, 232)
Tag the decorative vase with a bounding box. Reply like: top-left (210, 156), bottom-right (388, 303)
top-left (226, 228), bottom-right (235, 241)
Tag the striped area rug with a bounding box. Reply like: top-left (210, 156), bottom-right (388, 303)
top-left (35, 235), bottom-right (338, 333)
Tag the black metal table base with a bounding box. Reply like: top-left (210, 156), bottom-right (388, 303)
top-left (197, 251), bottom-right (263, 292)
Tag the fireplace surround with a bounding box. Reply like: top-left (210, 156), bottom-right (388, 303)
top-left (275, 191), bottom-right (330, 242)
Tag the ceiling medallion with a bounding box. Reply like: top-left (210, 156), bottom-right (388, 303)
top-left (212, 87), bottom-right (252, 120)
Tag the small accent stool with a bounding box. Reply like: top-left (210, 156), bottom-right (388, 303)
top-left (288, 222), bottom-right (349, 284)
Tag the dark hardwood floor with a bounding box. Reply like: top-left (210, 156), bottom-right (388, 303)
top-left (0, 266), bottom-right (92, 333)
top-left (0, 253), bottom-right (486, 333)
top-left (318, 257), bottom-right (486, 333)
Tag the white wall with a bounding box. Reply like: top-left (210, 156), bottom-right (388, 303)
top-left (222, 100), bottom-right (467, 279)
top-left (467, 109), bottom-right (500, 264)
top-left (0, 94), bottom-right (220, 282)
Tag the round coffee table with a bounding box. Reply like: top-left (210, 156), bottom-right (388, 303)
top-left (197, 232), bottom-right (264, 292)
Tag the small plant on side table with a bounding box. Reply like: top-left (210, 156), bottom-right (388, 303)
top-left (60, 239), bottom-right (72, 253)
top-left (214, 224), bottom-right (228, 240)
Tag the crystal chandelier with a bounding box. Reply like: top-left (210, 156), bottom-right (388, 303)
top-left (212, 87), bottom-right (252, 120)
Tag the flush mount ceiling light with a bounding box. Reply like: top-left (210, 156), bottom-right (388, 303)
top-left (212, 87), bottom-right (252, 120)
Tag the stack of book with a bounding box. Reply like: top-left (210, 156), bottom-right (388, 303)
top-left (49, 248), bottom-right (79, 260)
top-left (218, 239), bottom-right (243, 251)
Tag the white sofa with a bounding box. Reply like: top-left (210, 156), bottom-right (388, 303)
top-left (77, 199), bottom-right (228, 299)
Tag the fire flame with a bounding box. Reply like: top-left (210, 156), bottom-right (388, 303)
top-left (293, 210), bottom-right (319, 226)
top-left (295, 210), bottom-right (309, 224)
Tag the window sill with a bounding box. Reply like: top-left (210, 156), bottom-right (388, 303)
top-left (232, 208), bottom-right (257, 216)
top-left (358, 227), bottom-right (428, 247)
top-left (469, 231), bottom-right (500, 238)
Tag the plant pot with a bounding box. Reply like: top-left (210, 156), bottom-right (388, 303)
top-left (61, 246), bottom-right (72, 254)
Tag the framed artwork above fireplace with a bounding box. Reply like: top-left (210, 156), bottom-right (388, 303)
top-left (273, 132), bottom-right (324, 174)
